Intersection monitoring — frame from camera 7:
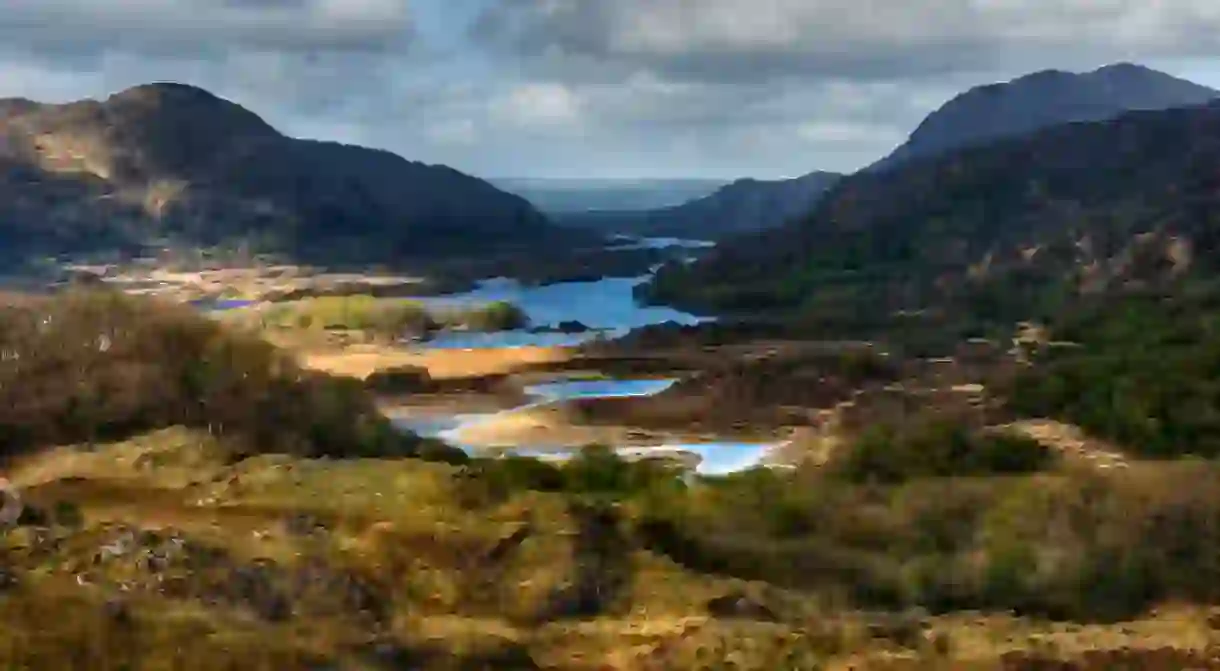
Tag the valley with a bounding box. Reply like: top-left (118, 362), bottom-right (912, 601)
top-left (7, 56), bottom-right (1220, 671)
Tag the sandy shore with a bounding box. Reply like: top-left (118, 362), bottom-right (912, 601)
top-left (298, 344), bottom-right (573, 380)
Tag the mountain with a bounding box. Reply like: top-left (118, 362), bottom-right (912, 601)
top-left (632, 171), bottom-right (842, 237)
top-left (546, 171), bottom-right (842, 239)
top-left (491, 177), bottom-right (726, 213)
top-left (871, 62), bottom-right (1218, 172)
top-left (643, 97), bottom-right (1220, 338)
top-left (0, 83), bottom-right (563, 264)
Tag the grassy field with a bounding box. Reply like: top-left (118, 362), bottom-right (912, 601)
top-left (6, 428), bottom-right (1220, 669)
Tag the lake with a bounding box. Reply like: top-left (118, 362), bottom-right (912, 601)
top-left (414, 274), bottom-right (707, 349)
top-left (391, 377), bottom-right (782, 475)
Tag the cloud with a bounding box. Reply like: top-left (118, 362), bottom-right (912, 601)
top-left (0, 0), bottom-right (418, 140)
top-left (0, 0), bottom-right (414, 56)
top-left (473, 0), bottom-right (1220, 82)
top-left (490, 82), bottom-right (584, 130)
top-left (3, 2), bottom-right (1220, 180)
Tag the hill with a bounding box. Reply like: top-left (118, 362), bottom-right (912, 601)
top-left (635, 171), bottom-right (842, 237)
top-left (870, 62), bottom-right (1218, 171)
top-left (643, 97), bottom-right (1220, 339)
top-left (0, 83), bottom-right (569, 265)
top-left (550, 171), bottom-right (842, 239)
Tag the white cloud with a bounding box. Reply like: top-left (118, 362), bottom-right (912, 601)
top-left (491, 82), bottom-right (584, 130)
top-left (476, 0), bottom-right (1220, 81)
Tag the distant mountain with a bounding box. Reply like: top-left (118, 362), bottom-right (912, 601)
top-left (633, 171), bottom-right (842, 237)
top-left (0, 83), bottom-right (564, 264)
top-left (644, 97), bottom-right (1220, 337)
top-left (546, 171), bottom-right (842, 239)
top-left (491, 177), bottom-right (726, 213)
top-left (871, 62), bottom-right (1218, 172)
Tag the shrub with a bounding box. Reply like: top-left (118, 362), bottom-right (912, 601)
top-left (0, 289), bottom-right (455, 462)
top-left (829, 417), bottom-right (1053, 484)
top-left (437, 300), bottom-right (530, 332)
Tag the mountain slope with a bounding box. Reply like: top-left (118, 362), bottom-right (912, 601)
top-left (0, 83), bottom-right (562, 264)
top-left (548, 171), bottom-right (842, 239)
top-left (644, 98), bottom-right (1220, 336)
top-left (635, 171), bottom-right (842, 237)
top-left (871, 62), bottom-right (1218, 172)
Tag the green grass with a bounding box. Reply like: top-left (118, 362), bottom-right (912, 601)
top-left (254, 295), bottom-right (529, 336)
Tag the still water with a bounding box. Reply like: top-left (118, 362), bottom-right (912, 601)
top-left (390, 377), bottom-right (781, 475)
top-left (415, 274), bottom-right (706, 349)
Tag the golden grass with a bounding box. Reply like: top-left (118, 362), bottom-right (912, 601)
top-left (298, 344), bottom-right (572, 380)
top-left (5, 429), bottom-right (1220, 670)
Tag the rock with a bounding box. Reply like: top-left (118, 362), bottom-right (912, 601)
top-left (556, 320), bottom-right (590, 333)
top-left (705, 592), bottom-right (779, 622)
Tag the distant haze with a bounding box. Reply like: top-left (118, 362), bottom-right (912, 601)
top-left (490, 178), bottom-right (727, 213)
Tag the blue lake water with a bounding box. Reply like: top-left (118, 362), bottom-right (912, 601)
top-left (191, 298), bottom-right (256, 311)
top-left (524, 378), bottom-right (676, 402)
top-left (390, 377), bottom-right (780, 475)
top-left (415, 274), bottom-right (707, 349)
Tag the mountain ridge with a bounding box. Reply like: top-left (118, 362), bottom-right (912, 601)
top-left (643, 94), bottom-right (1220, 337)
top-left (630, 170), bottom-right (842, 237)
top-left (870, 62), bottom-right (1219, 172)
top-left (0, 82), bottom-right (565, 265)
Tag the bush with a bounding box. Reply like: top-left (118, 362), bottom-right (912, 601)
top-left (263, 295), bottom-right (434, 337)
top-left (439, 300), bottom-right (530, 332)
top-left (0, 289), bottom-right (454, 461)
top-left (1007, 287), bottom-right (1220, 459)
top-left (829, 417), bottom-right (1054, 484)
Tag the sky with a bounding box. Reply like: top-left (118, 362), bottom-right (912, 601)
top-left (4, 1), bottom-right (1220, 180)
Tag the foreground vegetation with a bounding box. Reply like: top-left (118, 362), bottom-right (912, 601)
top-left (8, 422), bottom-right (1220, 669)
top-left (8, 291), bottom-right (1220, 668)
top-left (0, 289), bottom-right (463, 462)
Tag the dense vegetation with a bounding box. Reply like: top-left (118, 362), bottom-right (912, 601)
top-left (644, 100), bottom-right (1220, 341)
top-left (830, 417), bottom-right (1053, 483)
top-left (0, 290), bottom-right (463, 462)
top-left (1008, 284), bottom-right (1220, 458)
top-left (458, 435), bottom-right (1219, 625)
